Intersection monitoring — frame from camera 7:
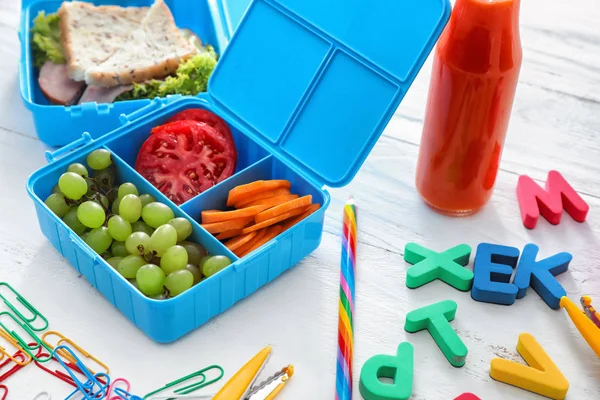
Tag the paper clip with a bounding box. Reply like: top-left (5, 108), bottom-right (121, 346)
top-left (54, 345), bottom-right (110, 400)
top-left (0, 384), bottom-right (7, 400)
top-left (41, 331), bottom-right (109, 375)
top-left (114, 387), bottom-right (143, 400)
top-left (107, 378), bottom-right (133, 400)
top-left (0, 283), bottom-right (48, 332)
top-left (34, 346), bottom-right (107, 388)
top-left (0, 329), bottom-right (32, 366)
top-left (0, 349), bottom-right (27, 382)
top-left (143, 365), bottom-right (224, 399)
top-left (32, 391), bottom-right (51, 400)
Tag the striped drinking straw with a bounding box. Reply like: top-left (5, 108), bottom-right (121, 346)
top-left (336, 197), bottom-right (357, 400)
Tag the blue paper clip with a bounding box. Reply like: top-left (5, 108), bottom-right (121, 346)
top-left (54, 345), bottom-right (110, 400)
top-left (0, 283), bottom-right (49, 332)
top-left (115, 387), bottom-right (144, 400)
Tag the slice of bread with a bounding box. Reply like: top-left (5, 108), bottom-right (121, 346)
top-left (58, 1), bottom-right (148, 81)
top-left (85, 0), bottom-right (197, 88)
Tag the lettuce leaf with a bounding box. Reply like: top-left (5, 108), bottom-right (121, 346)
top-left (31, 12), bottom-right (65, 67)
top-left (117, 45), bottom-right (218, 101)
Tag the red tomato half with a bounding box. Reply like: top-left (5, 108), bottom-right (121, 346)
top-left (165, 109), bottom-right (234, 146)
top-left (136, 121), bottom-right (237, 205)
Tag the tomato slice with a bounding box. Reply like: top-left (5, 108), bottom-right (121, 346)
top-left (136, 121), bottom-right (237, 205)
top-left (165, 109), bottom-right (234, 146)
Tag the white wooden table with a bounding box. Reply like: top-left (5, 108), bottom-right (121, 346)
top-left (1, 1), bottom-right (600, 399)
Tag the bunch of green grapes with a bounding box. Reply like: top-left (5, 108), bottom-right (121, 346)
top-left (45, 149), bottom-right (232, 299)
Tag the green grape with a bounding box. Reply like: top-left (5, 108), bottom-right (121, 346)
top-left (106, 257), bottom-right (122, 268)
top-left (132, 221), bottom-right (154, 236)
top-left (111, 241), bottom-right (129, 258)
top-left (129, 279), bottom-right (139, 290)
top-left (94, 166), bottom-right (116, 190)
top-left (58, 172), bottom-right (88, 200)
top-left (160, 245), bottom-right (188, 275)
top-left (101, 251), bottom-right (113, 259)
top-left (125, 232), bottom-right (151, 255)
top-left (142, 202), bottom-right (175, 228)
top-left (136, 264), bottom-right (166, 296)
top-left (168, 218), bottom-right (193, 242)
top-left (84, 227), bottom-right (113, 254)
top-left (51, 184), bottom-right (61, 194)
top-left (111, 198), bottom-right (121, 215)
top-left (117, 255), bottom-right (146, 279)
top-left (67, 163), bottom-right (89, 177)
top-left (165, 270), bottom-right (194, 297)
top-left (185, 264), bottom-right (202, 285)
top-left (92, 193), bottom-right (110, 209)
top-left (118, 183), bottom-right (139, 199)
top-left (45, 193), bottom-right (70, 218)
top-left (107, 215), bottom-right (132, 241)
top-left (202, 255), bottom-right (232, 277)
top-left (85, 178), bottom-right (99, 196)
top-left (87, 149), bottom-right (112, 170)
top-left (139, 194), bottom-right (156, 208)
top-left (77, 201), bottom-right (106, 228)
top-left (197, 255), bottom-right (211, 272)
top-left (63, 207), bottom-right (87, 235)
top-left (183, 243), bottom-right (208, 266)
top-left (149, 224), bottom-right (177, 256)
top-left (119, 194), bottom-right (142, 223)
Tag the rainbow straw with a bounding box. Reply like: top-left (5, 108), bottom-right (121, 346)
top-left (336, 197), bottom-right (357, 400)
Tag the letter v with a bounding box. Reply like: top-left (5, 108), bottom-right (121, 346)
top-left (490, 333), bottom-right (569, 399)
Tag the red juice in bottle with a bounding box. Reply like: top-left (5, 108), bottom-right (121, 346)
top-left (416, 0), bottom-right (522, 215)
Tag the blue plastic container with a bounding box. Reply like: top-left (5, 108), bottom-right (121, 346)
top-left (26, 0), bottom-right (451, 342)
top-left (19, 0), bottom-right (235, 147)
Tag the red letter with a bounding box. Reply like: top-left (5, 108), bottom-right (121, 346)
top-left (516, 171), bottom-right (589, 229)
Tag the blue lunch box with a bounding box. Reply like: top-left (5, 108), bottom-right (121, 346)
top-left (26, 0), bottom-right (451, 342)
top-left (19, 0), bottom-right (248, 147)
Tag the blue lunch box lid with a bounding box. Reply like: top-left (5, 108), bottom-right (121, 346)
top-left (217, 0), bottom-right (252, 37)
top-left (204, 0), bottom-right (451, 187)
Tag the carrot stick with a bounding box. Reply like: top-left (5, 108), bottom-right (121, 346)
top-left (234, 188), bottom-right (291, 208)
top-left (202, 205), bottom-right (269, 224)
top-left (241, 207), bottom-right (305, 234)
top-left (215, 229), bottom-right (243, 240)
top-left (227, 180), bottom-right (291, 206)
top-left (239, 225), bottom-right (283, 258)
top-left (234, 228), bottom-right (267, 257)
top-left (241, 194), bottom-right (299, 209)
top-left (201, 216), bottom-right (254, 234)
top-left (255, 195), bottom-right (312, 223)
top-left (281, 203), bottom-right (321, 231)
top-left (225, 231), bottom-right (258, 252)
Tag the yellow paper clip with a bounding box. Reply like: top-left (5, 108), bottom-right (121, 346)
top-left (560, 296), bottom-right (600, 357)
top-left (213, 346), bottom-right (294, 400)
top-left (0, 329), bottom-right (32, 366)
top-left (41, 331), bottom-right (109, 375)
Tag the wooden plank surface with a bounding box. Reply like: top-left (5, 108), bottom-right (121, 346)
top-left (1, 0), bottom-right (599, 398)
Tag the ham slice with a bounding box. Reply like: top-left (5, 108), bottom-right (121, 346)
top-left (39, 61), bottom-right (86, 105)
top-left (78, 85), bottom-right (133, 105)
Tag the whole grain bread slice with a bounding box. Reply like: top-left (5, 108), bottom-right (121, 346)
top-left (58, 1), bottom-right (148, 81)
top-left (84, 0), bottom-right (196, 88)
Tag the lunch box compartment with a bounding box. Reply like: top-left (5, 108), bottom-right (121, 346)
top-left (26, 0), bottom-right (451, 341)
top-left (19, 0), bottom-right (230, 147)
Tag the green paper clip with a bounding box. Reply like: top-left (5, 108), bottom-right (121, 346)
top-left (0, 283), bottom-right (48, 331)
top-left (0, 312), bottom-right (53, 363)
top-left (144, 365), bottom-right (224, 399)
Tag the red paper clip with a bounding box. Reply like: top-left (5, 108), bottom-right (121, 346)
top-left (0, 384), bottom-right (7, 400)
top-left (0, 350), bottom-right (27, 382)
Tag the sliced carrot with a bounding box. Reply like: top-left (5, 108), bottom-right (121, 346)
top-left (201, 216), bottom-right (254, 234)
top-left (241, 194), bottom-right (299, 209)
top-left (255, 195), bottom-right (312, 223)
top-left (281, 203), bottom-right (321, 231)
top-left (239, 225), bottom-right (283, 258)
top-left (234, 188), bottom-right (291, 208)
top-left (234, 228), bottom-right (267, 257)
top-left (215, 229), bottom-right (243, 240)
top-left (227, 180), bottom-right (291, 206)
top-left (241, 207), bottom-right (305, 234)
top-left (225, 231), bottom-right (258, 252)
top-left (202, 205), bottom-right (269, 224)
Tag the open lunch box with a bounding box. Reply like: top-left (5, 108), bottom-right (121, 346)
top-left (24, 0), bottom-right (451, 342)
